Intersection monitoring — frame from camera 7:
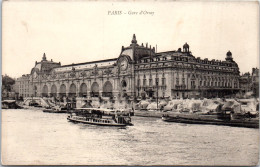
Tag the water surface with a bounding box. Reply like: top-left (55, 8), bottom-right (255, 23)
top-left (1, 109), bottom-right (259, 165)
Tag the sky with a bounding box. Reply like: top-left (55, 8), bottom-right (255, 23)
top-left (2, 1), bottom-right (259, 78)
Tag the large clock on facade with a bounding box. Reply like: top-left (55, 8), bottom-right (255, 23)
top-left (119, 58), bottom-right (128, 71)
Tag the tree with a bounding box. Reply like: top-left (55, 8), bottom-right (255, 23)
top-left (2, 75), bottom-right (15, 91)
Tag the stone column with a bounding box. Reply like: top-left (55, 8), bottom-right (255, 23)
top-left (113, 77), bottom-right (120, 98)
top-left (56, 83), bottom-right (60, 97)
top-left (87, 79), bottom-right (91, 98)
top-left (47, 82), bottom-right (51, 97)
top-left (99, 78), bottom-right (103, 97)
top-left (76, 81), bottom-right (80, 97)
top-left (66, 81), bottom-right (70, 97)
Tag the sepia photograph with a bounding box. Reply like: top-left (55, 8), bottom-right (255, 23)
top-left (1, 1), bottom-right (259, 166)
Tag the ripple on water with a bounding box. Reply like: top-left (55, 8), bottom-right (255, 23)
top-left (1, 109), bottom-right (259, 166)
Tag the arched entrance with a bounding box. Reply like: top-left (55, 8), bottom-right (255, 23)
top-left (33, 86), bottom-right (37, 97)
top-left (42, 85), bottom-right (48, 97)
top-left (79, 83), bottom-right (87, 97)
top-left (147, 88), bottom-right (154, 98)
top-left (121, 80), bottom-right (127, 97)
top-left (69, 83), bottom-right (77, 98)
top-left (91, 82), bottom-right (99, 97)
top-left (141, 91), bottom-right (146, 100)
top-left (103, 81), bottom-right (113, 97)
top-left (59, 84), bottom-right (66, 98)
top-left (50, 85), bottom-right (57, 97)
top-left (121, 80), bottom-right (127, 88)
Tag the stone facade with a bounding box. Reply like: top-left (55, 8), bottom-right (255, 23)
top-left (239, 72), bottom-right (251, 94)
top-left (17, 34), bottom-right (240, 100)
top-left (238, 68), bottom-right (259, 98)
top-left (16, 74), bottom-right (31, 97)
top-left (252, 68), bottom-right (259, 97)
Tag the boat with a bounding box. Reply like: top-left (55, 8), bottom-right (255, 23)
top-left (29, 101), bottom-right (40, 107)
top-left (2, 100), bottom-right (23, 109)
top-left (67, 108), bottom-right (133, 126)
top-left (162, 113), bottom-right (259, 129)
top-left (43, 105), bottom-right (68, 113)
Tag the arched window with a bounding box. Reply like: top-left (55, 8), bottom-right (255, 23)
top-left (122, 80), bottom-right (127, 87)
top-left (69, 83), bottom-right (76, 98)
top-left (59, 84), bottom-right (66, 98)
top-left (91, 82), bottom-right (99, 97)
top-left (79, 83), bottom-right (87, 97)
top-left (103, 81), bottom-right (113, 97)
top-left (51, 85), bottom-right (57, 97)
top-left (42, 85), bottom-right (48, 97)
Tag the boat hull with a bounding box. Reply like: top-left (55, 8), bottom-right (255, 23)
top-left (67, 117), bottom-right (133, 127)
top-left (43, 109), bottom-right (67, 113)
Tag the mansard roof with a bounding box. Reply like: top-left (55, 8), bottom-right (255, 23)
top-left (31, 53), bottom-right (60, 74)
top-left (120, 34), bottom-right (156, 61)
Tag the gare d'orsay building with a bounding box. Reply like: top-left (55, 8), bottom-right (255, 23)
top-left (18, 34), bottom-right (240, 100)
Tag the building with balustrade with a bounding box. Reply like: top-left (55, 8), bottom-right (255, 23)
top-left (238, 68), bottom-right (259, 98)
top-left (251, 67), bottom-right (259, 97)
top-left (16, 34), bottom-right (240, 101)
top-left (239, 72), bottom-right (252, 94)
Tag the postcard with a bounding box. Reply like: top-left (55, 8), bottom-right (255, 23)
top-left (1, 1), bottom-right (259, 165)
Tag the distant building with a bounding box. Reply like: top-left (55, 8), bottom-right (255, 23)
top-left (17, 34), bottom-right (240, 100)
top-left (16, 74), bottom-right (31, 98)
top-left (239, 72), bottom-right (251, 94)
top-left (252, 67), bottom-right (259, 97)
top-left (238, 68), bottom-right (259, 98)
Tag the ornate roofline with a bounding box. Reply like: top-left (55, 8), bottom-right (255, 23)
top-left (57, 58), bottom-right (118, 68)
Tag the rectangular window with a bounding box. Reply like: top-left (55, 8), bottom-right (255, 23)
top-left (155, 78), bottom-right (159, 85)
top-left (149, 79), bottom-right (152, 86)
top-left (162, 78), bottom-right (165, 86)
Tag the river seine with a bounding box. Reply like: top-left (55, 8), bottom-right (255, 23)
top-left (1, 109), bottom-right (259, 165)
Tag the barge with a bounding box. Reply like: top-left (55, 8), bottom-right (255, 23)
top-left (162, 113), bottom-right (259, 129)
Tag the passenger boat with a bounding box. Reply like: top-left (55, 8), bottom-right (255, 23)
top-left (67, 108), bottom-right (133, 126)
top-left (162, 113), bottom-right (259, 129)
